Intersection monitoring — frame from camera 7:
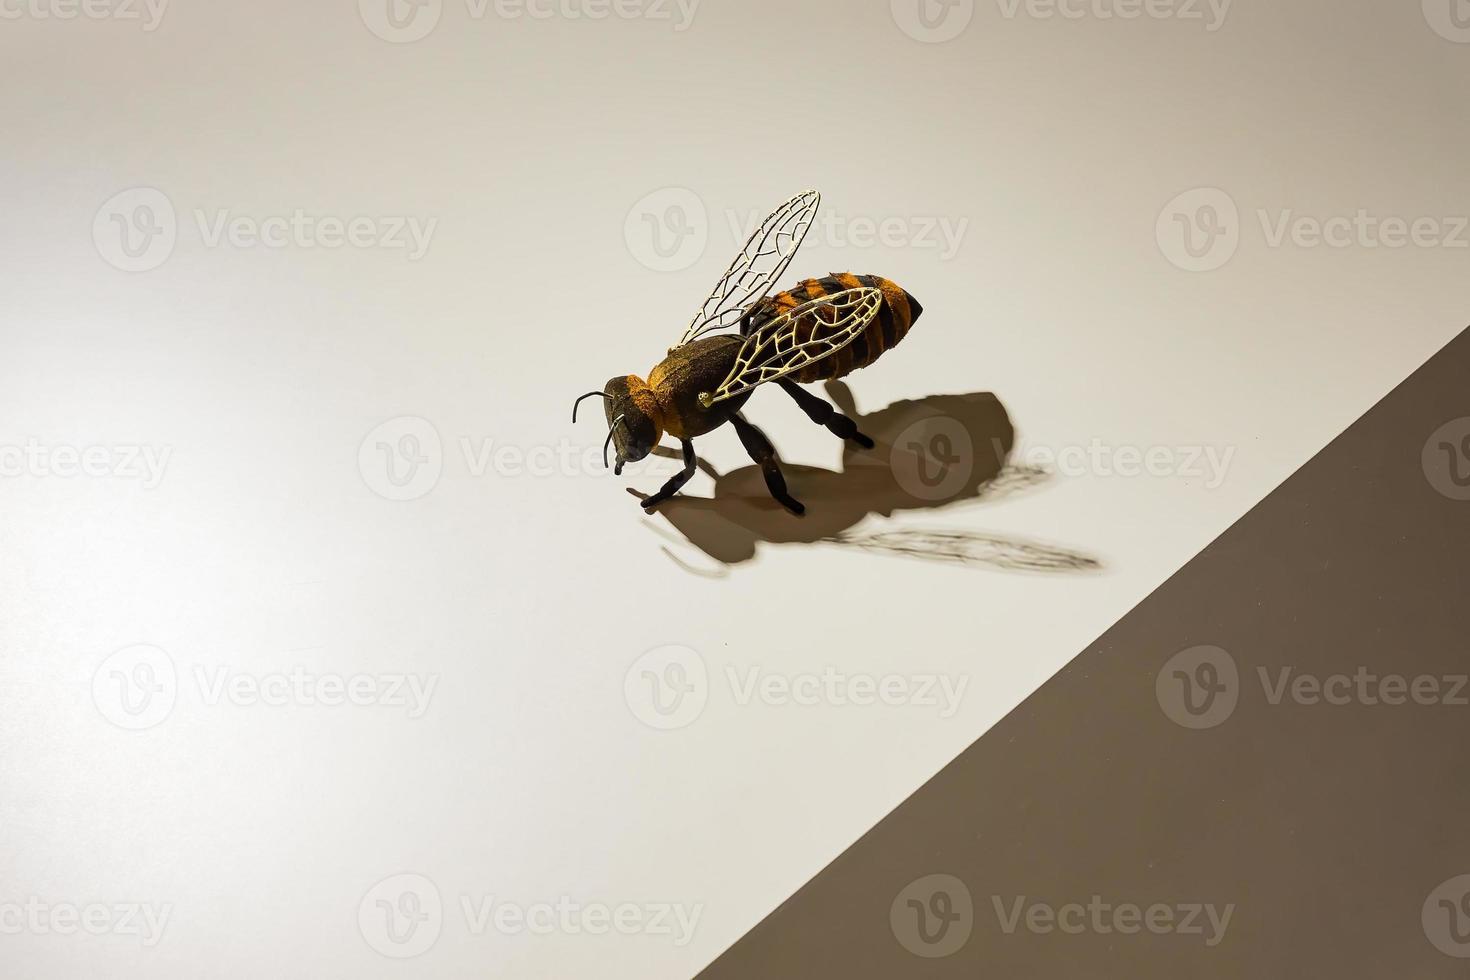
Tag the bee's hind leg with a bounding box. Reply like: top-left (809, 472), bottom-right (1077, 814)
top-left (777, 379), bottom-right (875, 449)
top-left (639, 439), bottom-right (697, 511)
top-left (731, 413), bottom-right (805, 516)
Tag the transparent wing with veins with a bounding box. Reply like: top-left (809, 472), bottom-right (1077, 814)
top-left (700, 287), bottom-right (883, 406)
top-left (674, 189), bottom-right (820, 350)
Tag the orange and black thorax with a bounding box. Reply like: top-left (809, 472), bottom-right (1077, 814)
top-left (748, 273), bottom-right (923, 383)
top-left (645, 335), bottom-right (751, 439)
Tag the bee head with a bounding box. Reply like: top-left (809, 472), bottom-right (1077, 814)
top-left (571, 377), bottom-right (664, 476)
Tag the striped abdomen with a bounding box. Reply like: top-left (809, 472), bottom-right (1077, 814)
top-left (750, 273), bottom-right (923, 383)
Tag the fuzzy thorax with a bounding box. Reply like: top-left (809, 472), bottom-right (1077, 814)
top-left (624, 375), bottom-right (665, 430)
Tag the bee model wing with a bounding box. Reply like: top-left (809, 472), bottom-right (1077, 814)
top-left (699, 287), bottom-right (884, 406)
top-left (674, 189), bottom-right (820, 350)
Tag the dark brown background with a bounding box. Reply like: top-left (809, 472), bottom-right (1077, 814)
top-left (700, 327), bottom-right (1470, 977)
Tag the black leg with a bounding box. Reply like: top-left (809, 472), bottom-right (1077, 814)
top-left (730, 414), bottom-right (805, 515)
top-left (640, 439), bottom-right (697, 510)
top-left (778, 379), bottom-right (874, 448)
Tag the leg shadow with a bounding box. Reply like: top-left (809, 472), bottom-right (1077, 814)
top-left (636, 382), bottom-right (1102, 574)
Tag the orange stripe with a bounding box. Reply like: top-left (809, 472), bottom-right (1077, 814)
top-left (886, 279), bottom-right (912, 331)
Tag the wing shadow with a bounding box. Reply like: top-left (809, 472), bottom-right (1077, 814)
top-left (634, 381), bottom-right (1102, 574)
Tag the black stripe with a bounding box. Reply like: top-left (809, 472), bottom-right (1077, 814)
top-left (904, 290), bottom-right (923, 324)
top-left (859, 274), bottom-right (898, 352)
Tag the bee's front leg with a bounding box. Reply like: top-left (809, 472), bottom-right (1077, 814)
top-left (638, 439), bottom-right (697, 511)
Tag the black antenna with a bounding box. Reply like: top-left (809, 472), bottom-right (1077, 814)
top-left (602, 415), bottom-right (626, 469)
top-left (572, 391), bottom-right (609, 423)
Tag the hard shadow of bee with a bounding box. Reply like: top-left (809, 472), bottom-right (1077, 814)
top-left (629, 381), bottom-right (1102, 576)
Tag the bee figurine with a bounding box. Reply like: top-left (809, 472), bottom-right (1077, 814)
top-left (573, 189), bottom-right (923, 516)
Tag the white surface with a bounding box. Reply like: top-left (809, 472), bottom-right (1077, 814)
top-left (2, 0), bottom-right (1467, 976)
